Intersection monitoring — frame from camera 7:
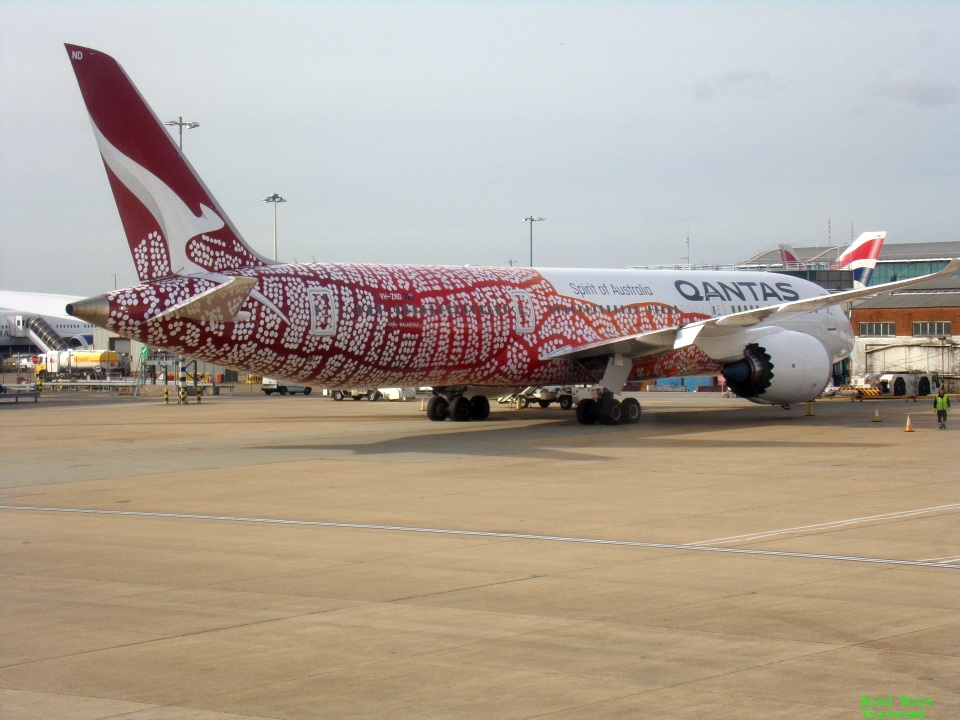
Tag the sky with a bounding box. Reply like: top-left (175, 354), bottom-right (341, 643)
top-left (1, 0), bottom-right (958, 296)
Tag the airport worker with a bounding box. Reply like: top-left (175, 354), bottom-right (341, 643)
top-left (934, 388), bottom-right (950, 430)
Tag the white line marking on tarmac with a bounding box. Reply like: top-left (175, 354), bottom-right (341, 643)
top-left (2, 505), bottom-right (958, 570)
top-left (695, 503), bottom-right (960, 545)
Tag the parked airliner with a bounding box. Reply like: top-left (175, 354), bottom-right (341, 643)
top-left (62, 45), bottom-right (956, 425)
top-left (0, 290), bottom-right (95, 350)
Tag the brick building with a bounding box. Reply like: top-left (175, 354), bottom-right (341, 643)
top-left (850, 276), bottom-right (960, 389)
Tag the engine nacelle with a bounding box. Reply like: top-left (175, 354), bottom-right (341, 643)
top-left (721, 331), bottom-right (831, 405)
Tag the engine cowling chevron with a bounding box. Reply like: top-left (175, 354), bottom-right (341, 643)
top-left (722, 331), bottom-right (831, 405)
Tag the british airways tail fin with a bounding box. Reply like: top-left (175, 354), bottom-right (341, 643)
top-left (836, 231), bottom-right (885, 288)
top-left (65, 44), bottom-right (270, 282)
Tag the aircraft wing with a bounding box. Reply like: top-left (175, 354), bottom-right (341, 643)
top-left (0, 290), bottom-right (85, 320)
top-left (542, 258), bottom-right (959, 363)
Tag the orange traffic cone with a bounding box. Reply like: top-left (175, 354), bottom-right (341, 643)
top-left (904, 415), bottom-right (914, 432)
top-left (872, 408), bottom-right (882, 422)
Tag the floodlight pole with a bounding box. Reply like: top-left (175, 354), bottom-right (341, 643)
top-left (522, 216), bottom-right (545, 267)
top-left (163, 116), bottom-right (199, 149)
top-left (263, 193), bottom-right (287, 261)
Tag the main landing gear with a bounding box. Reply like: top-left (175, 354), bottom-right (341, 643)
top-left (427, 394), bottom-right (490, 422)
top-left (575, 393), bottom-right (641, 426)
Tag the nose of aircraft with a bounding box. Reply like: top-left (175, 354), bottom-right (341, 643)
top-left (66, 295), bottom-right (110, 326)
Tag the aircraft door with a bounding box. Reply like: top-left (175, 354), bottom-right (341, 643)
top-left (510, 290), bottom-right (536, 334)
top-left (309, 287), bottom-right (337, 336)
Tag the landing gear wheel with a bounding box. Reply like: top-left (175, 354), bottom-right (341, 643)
top-left (427, 395), bottom-right (449, 421)
top-left (576, 398), bottom-right (599, 425)
top-left (893, 377), bottom-right (906, 396)
top-left (598, 397), bottom-right (622, 425)
top-left (332, 390), bottom-right (344, 401)
top-left (559, 395), bottom-right (573, 410)
top-left (449, 396), bottom-right (472, 422)
top-left (469, 395), bottom-right (490, 420)
top-left (621, 397), bottom-right (641, 424)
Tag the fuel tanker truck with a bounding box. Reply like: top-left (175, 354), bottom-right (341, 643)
top-left (34, 350), bottom-right (122, 379)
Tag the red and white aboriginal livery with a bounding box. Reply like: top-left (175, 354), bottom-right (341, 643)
top-left (102, 262), bottom-right (723, 388)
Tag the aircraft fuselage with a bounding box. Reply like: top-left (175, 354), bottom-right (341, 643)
top-left (90, 263), bottom-right (851, 388)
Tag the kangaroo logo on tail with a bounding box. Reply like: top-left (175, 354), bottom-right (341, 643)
top-left (66, 44), bottom-right (270, 282)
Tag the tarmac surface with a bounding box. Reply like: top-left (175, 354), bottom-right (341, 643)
top-left (1, 390), bottom-right (958, 719)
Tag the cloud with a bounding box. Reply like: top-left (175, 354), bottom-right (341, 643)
top-left (694, 70), bottom-right (786, 100)
top-left (871, 71), bottom-right (959, 108)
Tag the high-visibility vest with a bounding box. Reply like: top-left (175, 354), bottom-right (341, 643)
top-left (935, 395), bottom-right (950, 412)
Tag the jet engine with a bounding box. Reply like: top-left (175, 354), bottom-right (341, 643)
top-left (721, 331), bottom-right (831, 405)
top-left (67, 333), bottom-right (94, 348)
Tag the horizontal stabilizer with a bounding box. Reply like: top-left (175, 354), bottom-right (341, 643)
top-left (150, 276), bottom-right (256, 324)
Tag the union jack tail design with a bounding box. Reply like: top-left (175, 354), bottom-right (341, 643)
top-left (836, 232), bottom-right (885, 288)
top-left (65, 44), bottom-right (270, 282)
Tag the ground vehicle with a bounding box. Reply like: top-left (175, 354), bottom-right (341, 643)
top-left (500, 386), bottom-right (597, 409)
top-left (262, 378), bottom-right (312, 395)
top-left (839, 372), bottom-right (939, 398)
top-left (328, 387), bottom-right (415, 401)
top-left (34, 350), bottom-right (122, 379)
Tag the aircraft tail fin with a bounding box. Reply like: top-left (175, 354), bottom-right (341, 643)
top-left (836, 231), bottom-right (885, 288)
top-left (778, 244), bottom-right (802, 269)
top-left (65, 44), bottom-right (270, 282)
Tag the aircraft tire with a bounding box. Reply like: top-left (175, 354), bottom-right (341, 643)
top-left (598, 397), bottom-right (622, 425)
top-left (449, 396), bottom-right (472, 422)
top-left (621, 397), bottom-right (641, 424)
top-left (427, 395), bottom-right (449, 421)
top-left (576, 399), bottom-right (599, 425)
top-left (559, 395), bottom-right (573, 410)
top-left (469, 395), bottom-right (490, 420)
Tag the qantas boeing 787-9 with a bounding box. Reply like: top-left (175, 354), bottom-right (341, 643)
top-left (62, 45), bottom-right (957, 425)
